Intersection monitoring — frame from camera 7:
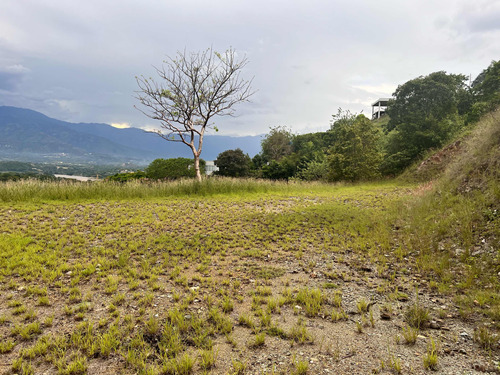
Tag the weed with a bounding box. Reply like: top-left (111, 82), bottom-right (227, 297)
top-left (175, 353), bottom-right (194, 375)
top-left (267, 323), bottom-right (288, 339)
top-left (13, 305), bottom-right (27, 315)
top-left (200, 348), bottom-right (218, 370)
top-left (292, 354), bottom-right (309, 375)
top-left (230, 358), bottom-right (247, 375)
top-left (296, 288), bottom-right (324, 317)
top-left (112, 292), bottom-right (126, 306)
top-left (208, 308), bottom-right (233, 334)
top-left (405, 303), bottom-right (430, 329)
top-left (332, 290), bottom-right (342, 308)
top-left (388, 354), bottom-right (402, 374)
top-left (64, 355), bottom-right (88, 375)
top-left (331, 308), bottom-right (347, 322)
top-left (145, 315), bottom-right (161, 337)
top-left (37, 296), bottom-right (50, 306)
top-left (369, 309), bottom-right (375, 327)
top-left (0, 339), bottom-right (16, 353)
top-left (221, 295), bottom-right (234, 313)
top-left (323, 282), bottom-right (337, 289)
top-left (11, 322), bottom-right (42, 340)
top-left (249, 332), bottom-right (266, 348)
top-left (238, 313), bottom-right (255, 329)
top-left (256, 286), bottom-right (272, 296)
top-left (356, 321), bottom-right (363, 334)
top-left (267, 297), bottom-right (281, 314)
top-left (289, 319), bottom-right (313, 344)
top-left (474, 326), bottom-right (497, 350)
top-left (401, 325), bottom-right (418, 345)
top-left (23, 309), bottom-right (37, 322)
top-left (423, 338), bottom-right (439, 370)
top-left (356, 297), bottom-right (369, 314)
top-left (43, 315), bottom-right (54, 327)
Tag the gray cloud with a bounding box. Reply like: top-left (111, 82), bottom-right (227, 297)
top-left (0, 64), bottom-right (29, 91)
top-left (0, 0), bottom-right (499, 136)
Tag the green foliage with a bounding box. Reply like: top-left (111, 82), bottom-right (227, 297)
top-left (472, 59), bottom-right (500, 104)
top-left (0, 172), bottom-right (56, 182)
top-left (261, 157), bottom-right (297, 180)
top-left (327, 111), bottom-right (383, 181)
top-left (384, 71), bottom-right (468, 174)
top-left (146, 158), bottom-right (206, 180)
top-left (215, 148), bottom-right (251, 177)
top-left (260, 126), bottom-right (293, 162)
top-left (423, 338), bottom-right (439, 370)
top-left (0, 161), bottom-right (124, 177)
top-left (405, 302), bottom-right (430, 329)
top-left (107, 170), bottom-right (146, 182)
top-left (295, 159), bottom-right (328, 181)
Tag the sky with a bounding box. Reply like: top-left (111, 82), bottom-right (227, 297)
top-left (0, 0), bottom-right (499, 136)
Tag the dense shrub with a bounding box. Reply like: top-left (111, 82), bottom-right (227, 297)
top-left (146, 158), bottom-right (206, 180)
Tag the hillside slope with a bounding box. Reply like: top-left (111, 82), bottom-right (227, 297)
top-left (397, 108), bottom-right (500, 321)
top-left (0, 106), bottom-right (262, 164)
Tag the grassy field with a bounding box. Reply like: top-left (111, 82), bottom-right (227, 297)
top-left (0, 176), bottom-right (498, 374)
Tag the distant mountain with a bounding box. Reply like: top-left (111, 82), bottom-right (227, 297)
top-left (0, 106), bottom-right (262, 164)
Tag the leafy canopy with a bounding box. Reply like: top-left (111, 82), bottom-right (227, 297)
top-left (146, 158), bottom-right (206, 180)
top-left (214, 149), bottom-right (251, 177)
top-left (327, 110), bottom-right (382, 182)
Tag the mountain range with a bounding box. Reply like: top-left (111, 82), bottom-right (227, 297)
top-left (0, 106), bottom-right (262, 164)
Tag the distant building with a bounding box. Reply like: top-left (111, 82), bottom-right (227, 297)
top-left (205, 161), bottom-right (219, 176)
top-left (372, 98), bottom-right (390, 120)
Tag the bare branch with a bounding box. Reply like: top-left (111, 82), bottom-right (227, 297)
top-left (135, 47), bottom-right (254, 181)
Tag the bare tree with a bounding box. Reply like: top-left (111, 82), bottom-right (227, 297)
top-left (135, 47), bottom-right (254, 181)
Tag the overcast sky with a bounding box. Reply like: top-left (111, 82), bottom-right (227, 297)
top-left (0, 0), bottom-right (499, 136)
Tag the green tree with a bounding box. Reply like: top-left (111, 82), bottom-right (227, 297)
top-left (146, 158), bottom-right (205, 180)
top-left (214, 148), bottom-right (251, 177)
top-left (466, 60), bottom-right (500, 123)
top-left (261, 157), bottom-right (297, 180)
top-left (472, 59), bottom-right (500, 103)
top-left (136, 47), bottom-right (254, 181)
top-left (383, 71), bottom-right (468, 173)
top-left (260, 126), bottom-right (293, 162)
top-left (327, 111), bottom-right (383, 181)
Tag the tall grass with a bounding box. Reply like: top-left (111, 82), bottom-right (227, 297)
top-left (397, 108), bottom-right (500, 294)
top-left (0, 177), bottom-right (342, 203)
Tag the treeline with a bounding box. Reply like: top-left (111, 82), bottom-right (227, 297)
top-left (107, 158), bottom-right (206, 182)
top-left (0, 161), bottom-right (135, 179)
top-left (215, 59), bottom-right (500, 181)
top-left (0, 172), bottom-right (56, 182)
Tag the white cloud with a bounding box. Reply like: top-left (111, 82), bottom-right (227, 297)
top-left (1, 64), bottom-right (30, 74)
top-left (110, 122), bottom-right (131, 129)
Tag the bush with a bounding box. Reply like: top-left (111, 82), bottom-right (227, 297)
top-left (106, 171), bottom-right (146, 182)
top-left (146, 158), bottom-right (206, 180)
top-left (214, 149), bottom-right (251, 177)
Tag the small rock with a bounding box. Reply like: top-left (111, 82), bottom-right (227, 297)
top-left (380, 311), bottom-right (392, 320)
top-left (430, 320), bottom-right (441, 329)
top-left (473, 363), bottom-right (487, 372)
top-left (460, 332), bottom-right (470, 339)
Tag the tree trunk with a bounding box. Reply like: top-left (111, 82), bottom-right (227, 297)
top-left (194, 154), bottom-right (202, 182)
